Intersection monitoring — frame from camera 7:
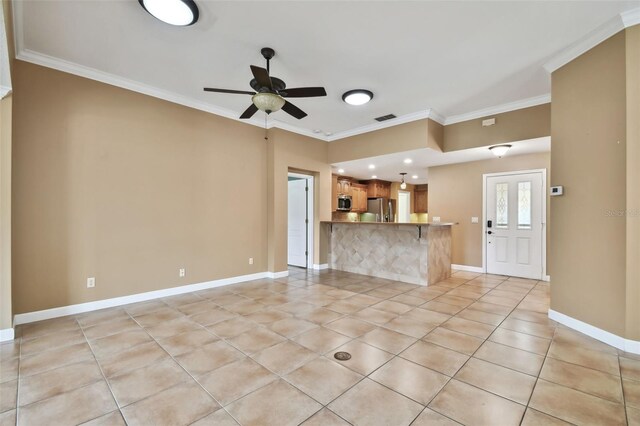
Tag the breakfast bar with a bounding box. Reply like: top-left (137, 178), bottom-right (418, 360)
top-left (321, 221), bottom-right (454, 286)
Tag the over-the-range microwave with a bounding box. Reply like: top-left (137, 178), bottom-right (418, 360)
top-left (337, 195), bottom-right (352, 211)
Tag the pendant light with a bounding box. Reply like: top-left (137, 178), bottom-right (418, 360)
top-left (399, 173), bottom-right (407, 190)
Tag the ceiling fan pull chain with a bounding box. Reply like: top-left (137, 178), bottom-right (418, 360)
top-left (264, 114), bottom-right (268, 141)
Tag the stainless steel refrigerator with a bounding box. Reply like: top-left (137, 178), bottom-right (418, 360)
top-left (367, 198), bottom-right (392, 222)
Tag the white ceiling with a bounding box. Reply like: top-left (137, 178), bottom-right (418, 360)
top-left (13, 1), bottom-right (639, 141)
top-left (332, 137), bottom-right (551, 184)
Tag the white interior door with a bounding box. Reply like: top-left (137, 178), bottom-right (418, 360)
top-left (288, 178), bottom-right (308, 268)
top-left (486, 172), bottom-right (543, 279)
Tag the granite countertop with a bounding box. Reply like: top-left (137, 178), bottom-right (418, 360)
top-left (321, 221), bottom-right (455, 226)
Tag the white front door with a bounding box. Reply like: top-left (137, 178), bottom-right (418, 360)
top-left (288, 178), bottom-right (308, 268)
top-left (486, 172), bottom-right (544, 279)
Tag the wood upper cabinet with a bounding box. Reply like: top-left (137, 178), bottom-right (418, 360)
top-left (351, 184), bottom-right (368, 212)
top-left (332, 174), bottom-right (338, 212)
top-left (337, 178), bottom-right (352, 196)
top-left (366, 180), bottom-right (391, 198)
top-left (414, 184), bottom-right (428, 213)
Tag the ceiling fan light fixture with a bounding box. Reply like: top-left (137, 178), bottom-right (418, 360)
top-left (342, 90), bottom-right (373, 106)
top-left (138, 0), bottom-right (199, 26)
top-left (252, 92), bottom-right (285, 114)
top-left (489, 144), bottom-right (512, 158)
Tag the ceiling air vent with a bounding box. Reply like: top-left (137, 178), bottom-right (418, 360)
top-left (374, 114), bottom-right (396, 122)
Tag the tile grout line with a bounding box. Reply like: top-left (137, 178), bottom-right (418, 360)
top-left (76, 316), bottom-right (129, 425)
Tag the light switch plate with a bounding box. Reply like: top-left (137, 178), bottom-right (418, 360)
top-left (551, 186), bottom-right (564, 196)
top-left (471, 217), bottom-right (479, 223)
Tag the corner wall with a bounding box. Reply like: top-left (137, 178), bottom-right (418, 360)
top-left (12, 61), bottom-right (269, 314)
top-left (550, 29), bottom-right (636, 339)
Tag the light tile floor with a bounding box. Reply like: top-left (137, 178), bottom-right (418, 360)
top-left (1, 268), bottom-right (639, 425)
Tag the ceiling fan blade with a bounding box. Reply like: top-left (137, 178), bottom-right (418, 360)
top-left (280, 87), bottom-right (327, 98)
top-left (281, 101), bottom-right (307, 120)
top-left (239, 103), bottom-right (259, 119)
top-left (250, 65), bottom-right (273, 89)
top-left (204, 88), bottom-right (255, 95)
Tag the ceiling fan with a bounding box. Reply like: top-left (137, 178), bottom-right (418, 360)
top-left (203, 47), bottom-right (327, 120)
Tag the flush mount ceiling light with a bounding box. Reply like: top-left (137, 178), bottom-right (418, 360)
top-left (489, 144), bottom-right (512, 158)
top-left (412, 175), bottom-right (418, 179)
top-left (138, 0), bottom-right (199, 26)
top-left (368, 164), bottom-right (376, 170)
top-left (338, 169), bottom-right (345, 174)
top-left (403, 158), bottom-right (412, 164)
top-left (399, 173), bottom-right (407, 190)
top-left (342, 90), bottom-right (373, 106)
top-left (252, 92), bottom-right (286, 114)
top-left (372, 175), bottom-right (377, 179)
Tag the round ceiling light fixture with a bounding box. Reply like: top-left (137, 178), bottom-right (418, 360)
top-left (138, 0), bottom-right (199, 26)
top-left (252, 93), bottom-right (286, 114)
top-left (342, 89), bottom-right (373, 106)
top-left (489, 144), bottom-right (512, 158)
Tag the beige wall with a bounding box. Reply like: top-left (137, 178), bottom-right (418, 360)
top-left (328, 119), bottom-right (443, 164)
top-left (550, 31), bottom-right (629, 337)
top-left (444, 104), bottom-right (550, 152)
top-left (12, 61), bottom-right (270, 314)
top-left (626, 25), bottom-right (640, 341)
top-left (0, 94), bottom-right (11, 330)
top-left (428, 152), bottom-right (550, 268)
top-left (267, 129), bottom-right (331, 272)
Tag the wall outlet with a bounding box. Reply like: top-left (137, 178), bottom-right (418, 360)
top-left (249, 258), bottom-right (254, 265)
top-left (471, 217), bottom-right (479, 224)
top-left (87, 277), bottom-right (95, 288)
top-left (179, 268), bottom-right (186, 278)
top-left (432, 216), bottom-right (441, 222)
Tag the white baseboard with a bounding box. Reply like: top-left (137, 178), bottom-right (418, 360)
top-left (543, 275), bottom-right (551, 282)
top-left (312, 264), bottom-right (329, 270)
top-left (13, 271), bottom-right (269, 326)
top-left (266, 271), bottom-right (289, 279)
top-left (0, 328), bottom-right (15, 342)
top-left (549, 309), bottom-right (640, 355)
top-left (451, 264), bottom-right (484, 273)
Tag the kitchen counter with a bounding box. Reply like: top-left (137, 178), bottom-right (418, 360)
top-left (322, 221), bottom-right (453, 285)
top-left (321, 221), bottom-right (455, 226)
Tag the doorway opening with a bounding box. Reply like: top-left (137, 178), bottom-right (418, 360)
top-left (287, 172), bottom-right (314, 268)
top-left (483, 169), bottom-right (546, 280)
top-left (397, 191), bottom-right (411, 223)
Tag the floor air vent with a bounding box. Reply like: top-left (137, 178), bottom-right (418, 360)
top-left (374, 114), bottom-right (397, 122)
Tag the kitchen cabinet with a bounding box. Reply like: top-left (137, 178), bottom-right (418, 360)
top-left (332, 174), bottom-right (338, 212)
top-left (414, 184), bottom-right (428, 213)
top-left (351, 184), bottom-right (368, 212)
top-left (366, 180), bottom-right (391, 198)
top-left (337, 178), bottom-right (352, 196)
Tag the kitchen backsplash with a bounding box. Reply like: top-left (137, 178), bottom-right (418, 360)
top-left (331, 212), bottom-right (429, 223)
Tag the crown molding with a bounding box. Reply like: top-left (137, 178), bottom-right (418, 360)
top-left (544, 8), bottom-right (640, 73)
top-left (443, 94), bottom-right (551, 126)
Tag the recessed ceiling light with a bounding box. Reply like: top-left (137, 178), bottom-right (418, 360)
top-left (403, 158), bottom-right (412, 164)
top-left (138, 0), bottom-right (199, 26)
top-left (342, 90), bottom-right (373, 106)
top-left (368, 165), bottom-right (375, 170)
top-left (371, 175), bottom-right (377, 179)
top-left (412, 175), bottom-right (418, 179)
top-left (338, 169), bottom-right (345, 174)
top-left (325, 132), bottom-right (333, 136)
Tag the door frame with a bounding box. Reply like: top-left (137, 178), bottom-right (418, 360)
top-left (287, 172), bottom-right (314, 269)
top-left (482, 169), bottom-right (547, 280)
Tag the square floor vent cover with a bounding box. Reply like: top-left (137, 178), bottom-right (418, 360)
top-left (374, 114), bottom-right (397, 122)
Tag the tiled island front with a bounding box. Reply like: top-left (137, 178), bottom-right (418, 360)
top-left (322, 222), bottom-right (453, 286)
